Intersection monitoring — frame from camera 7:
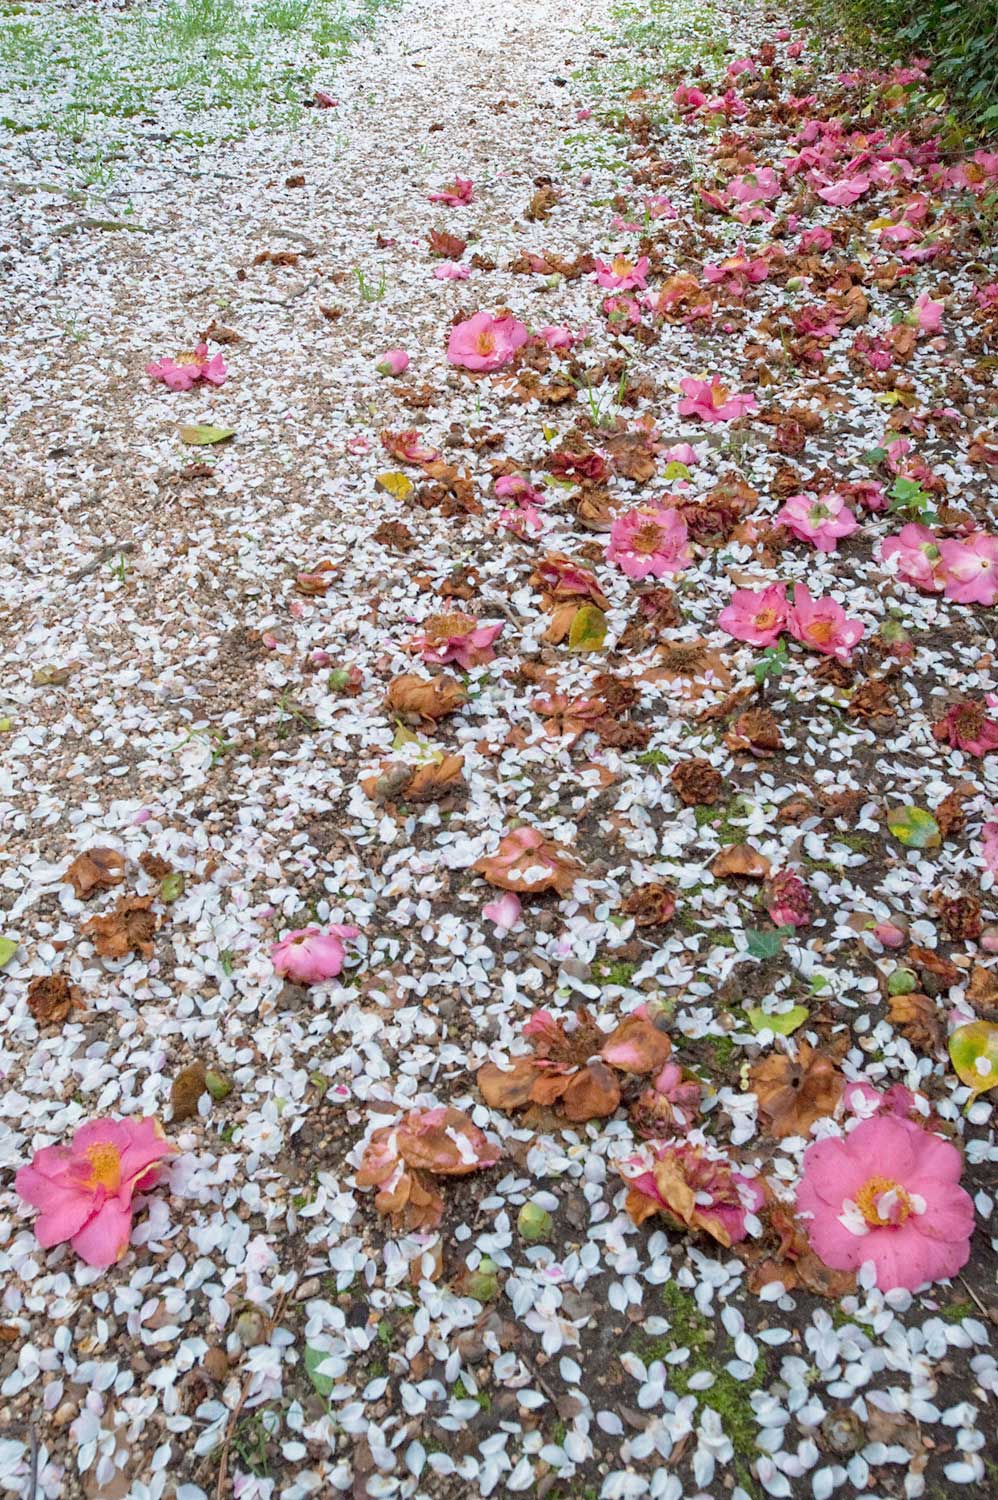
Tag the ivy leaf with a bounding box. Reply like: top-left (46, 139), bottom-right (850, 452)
top-left (304, 1345), bottom-right (336, 1397)
top-left (886, 805), bottom-right (941, 849)
top-left (178, 424), bottom-right (235, 446)
top-left (568, 604), bottom-right (607, 652)
top-left (949, 1021), bottom-right (998, 1099)
top-left (745, 927), bottom-right (791, 959)
top-left (0, 937), bottom-right (17, 968)
top-left (374, 471), bottom-right (414, 501)
top-left (746, 1004), bottom-right (809, 1036)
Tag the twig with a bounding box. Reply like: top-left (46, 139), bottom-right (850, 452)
top-left (214, 1292), bottom-right (289, 1500)
top-left (68, 542), bottom-right (136, 583)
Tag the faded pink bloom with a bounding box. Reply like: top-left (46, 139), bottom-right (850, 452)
top-left (428, 175), bottom-right (473, 206)
top-left (594, 255), bottom-right (650, 291)
top-left (448, 312), bottom-right (528, 372)
top-left (880, 523), bottom-right (944, 593)
top-left (766, 869), bottom-right (810, 927)
top-left (607, 505), bottom-right (691, 580)
top-left (703, 247), bottom-right (770, 294)
top-left (432, 262), bottom-right (470, 280)
top-left (873, 920), bottom-right (907, 948)
top-left (933, 701), bottom-right (998, 757)
top-left (727, 167), bottom-right (781, 204)
top-left (787, 584), bottom-right (864, 661)
top-left (663, 442), bottom-right (700, 466)
top-left (146, 342), bottom-right (227, 391)
top-left (271, 924), bottom-right (359, 984)
top-left (538, 325), bottom-right (578, 350)
top-left (413, 614), bottom-right (504, 669)
top-left (619, 1140), bottom-right (763, 1246)
top-left (483, 892), bottom-right (522, 932)
top-left (776, 492), bottom-right (859, 552)
top-left (495, 474), bottom-right (547, 507)
top-left (981, 820), bottom-right (998, 876)
top-left (909, 291), bottom-right (943, 333)
top-left (644, 194), bottom-right (677, 220)
top-left (717, 584), bottom-right (788, 646)
top-left (650, 1061), bottom-right (702, 1127)
top-left (816, 173), bottom-right (870, 206)
top-left (939, 535), bottom-right (998, 607)
top-left (678, 376), bottom-right (757, 424)
top-left (16, 1118), bottom-right (176, 1268)
top-left (799, 226), bottom-right (833, 252)
top-left (797, 1117), bottom-right (973, 1291)
top-left (375, 348), bottom-right (409, 376)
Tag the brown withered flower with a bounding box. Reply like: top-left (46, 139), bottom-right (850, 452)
top-left (670, 758), bottom-right (723, 806)
top-left (27, 975), bottom-right (83, 1026)
top-left (726, 706), bottom-right (781, 756)
top-left (751, 1043), bottom-right (843, 1138)
top-left (622, 883), bottom-right (677, 928)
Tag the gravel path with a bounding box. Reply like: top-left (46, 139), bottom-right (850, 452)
top-left (2, 0), bottom-right (998, 1497)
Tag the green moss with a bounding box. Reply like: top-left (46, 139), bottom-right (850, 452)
top-left (628, 1283), bottom-right (764, 1495)
top-left (940, 1298), bottom-right (975, 1322)
top-left (594, 958), bottom-right (638, 987)
top-left (636, 748), bottom-right (671, 767)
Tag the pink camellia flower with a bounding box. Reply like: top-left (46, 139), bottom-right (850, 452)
top-left (375, 348), bottom-right (409, 376)
top-left (432, 262), bottom-right (470, 280)
top-left (649, 1061), bottom-right (703, 1128)
top-left (843, 1081), bottom-right (920, 1121)
top-left (618, 1140), bottom-right (763, 1246)
top-left (428, 175), bottom-right (473, 206)
top-left (483, 892), bottom-right (522, 933)
top-left (766, 869), bottom-right (810, 927)
top-left (413, 611), bottom-right (504, 669)
top-left (15, 1117), bottom-right (177, 1268)
top-left (271, 924), bottom-right (359, 984)
top-left (796, 1116), bottom-right (974, 1291)
top-left (678, 376), bottom-right (757, 424)
top-left (607, 505), bottom-right (691, 580)
top-left (776, 492), bottom-right (859, 552)
top-left (939, 534), bottom-right (998, 606)
top-left (674, 83), bottom-right (707, 112)
top-left (146, 342), bottom-right (226, 392)
top-left (880, 523), bottom-right (944, 593)
top-left (594, 255), bottom-right (650, 291)
top-left (909, 291), bottom-right (943, 333)
top-left (718, 583), bottom-right (788, 646)
top-left (447, 312), bottom-right (528, 372)
top-left (932, 700), bottom-right (998, 757)
top-left (787, 584), bottom-right (864, 661)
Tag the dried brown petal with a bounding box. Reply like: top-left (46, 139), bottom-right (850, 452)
top-left (64, 847), bottom-right (125, 899)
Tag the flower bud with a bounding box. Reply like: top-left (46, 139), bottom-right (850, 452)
top-left (375, 348), bottom-right (409, 377)
top-left (517, 1202), bottom-right (553, 1243)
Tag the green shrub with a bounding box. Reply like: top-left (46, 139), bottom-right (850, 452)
top-left (802, 0), bottom-right (998, 131)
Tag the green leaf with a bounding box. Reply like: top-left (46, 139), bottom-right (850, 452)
top-left (746, 1004), bottom-right (809, 1036)
top-left (0, 937), bottom-right (18, 968)
top-left (886, 805), bottom-right (941, 850)
top-left (178, 424), bottom-right (235, 446)
top-left (745, 927), bottom-right (788, 959)
top-left (949, 1021), bottom-right (998, 1099)
top-left (304, 1345), bottom-right (335, 1397)
top-left (664, 461), bottom-right (691, 481)
top-left (568, 604), bottom-right (607, 653)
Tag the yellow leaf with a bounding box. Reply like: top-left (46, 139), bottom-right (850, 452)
top-left (375, 471), bottom-right (414, 501)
